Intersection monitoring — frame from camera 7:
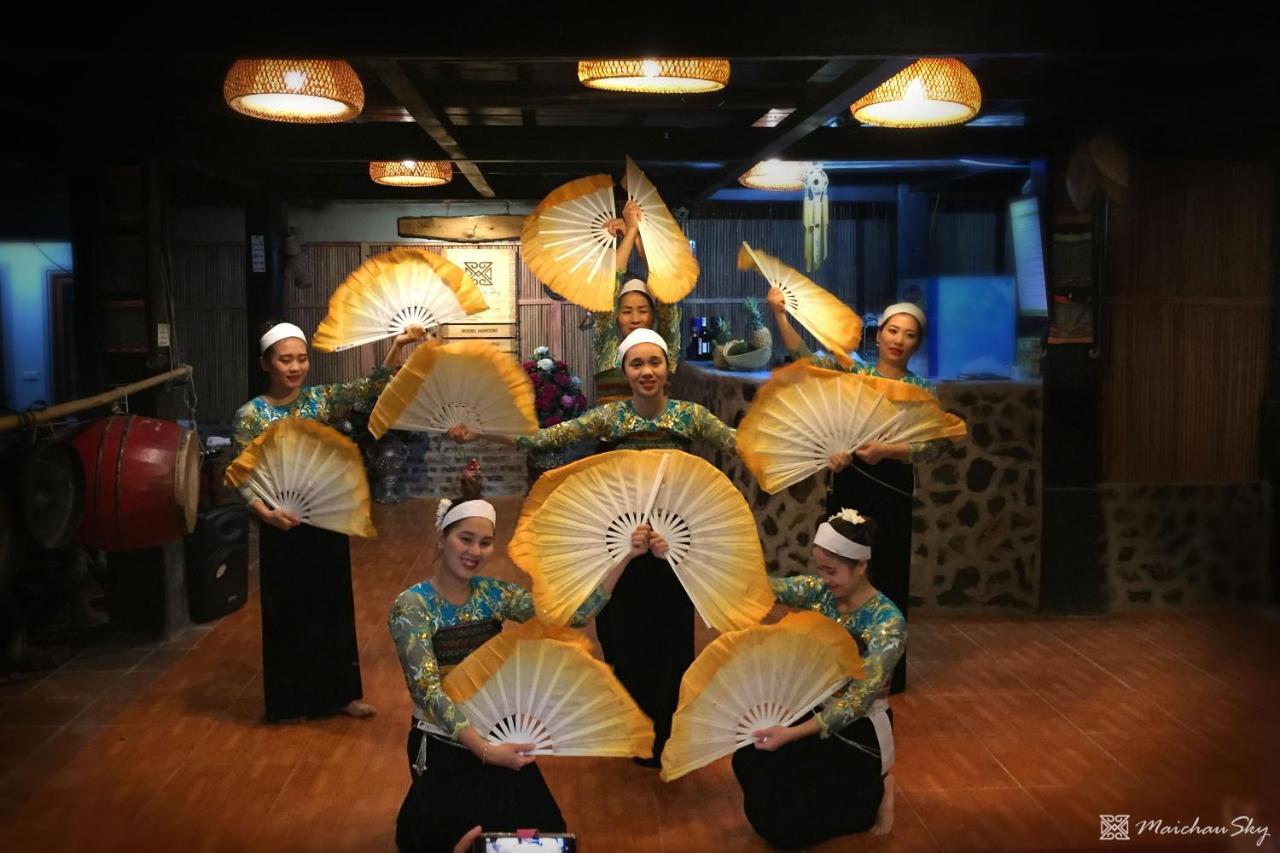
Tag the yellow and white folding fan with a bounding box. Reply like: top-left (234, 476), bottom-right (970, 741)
top-left (737, 242), bottom-right (861, 367)
top-left (366, 341), bottom-right (537, 440)
top-left (738, 360), bottom-right (968, 494)
top-left (311, 248), bottom-right (487, 352)
top-left (520, 174), bottom-right (619, 311)
top-left (223, 417), bottom-right (375, 537)
top-left (509, 450), bottom-right (773, 633)
top-left (443, 620), bottom-right (654, 758)
top-left (622, 156), bottom-right (698, 304)
top-left (660, 611), bottom-right (862, 781)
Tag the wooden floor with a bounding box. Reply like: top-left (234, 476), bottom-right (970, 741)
top-left (1, 499), bottom-right (1277, 852)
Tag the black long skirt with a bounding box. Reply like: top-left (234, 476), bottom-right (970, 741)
top-left (732, 714), bottom-right (887, 849)
top-left (395, 727), bottom-right (566, 853)
top-left (594, 552), bottom-right (694, 760)
top-left (828, 457), bottom-right (913, 693)
top-left (258, 523), bottom-right (363, 721)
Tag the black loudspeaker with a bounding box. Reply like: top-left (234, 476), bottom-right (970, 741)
top-left (184, 506), bottom-right (250, 623)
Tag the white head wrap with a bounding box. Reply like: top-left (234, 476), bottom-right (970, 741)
top-left (814, 524), bottom-right (871, 561)
top-left (435, 498), bottom-right (497, 532)
top-left (813, 508), bottom-right (872, 561)
top-left (879, 302), bottom-right (926, 330)
top-left (617, 328), bottom-right (669, 366)
top-left (259, 322), bottom-right (307, 355)
top-left (618, 278), bottom-right (651, 299)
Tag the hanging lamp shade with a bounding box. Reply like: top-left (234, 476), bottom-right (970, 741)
top-left (578, 58), bottom-right (729, 94)
top-left (849, 58), bottom-right (981, 128)
top-left (224, 59), bottom-right (364, 123)
top-left (738, 160), bottom-right (809, 191)
top-left (369, 160), bottom-right (453, 187)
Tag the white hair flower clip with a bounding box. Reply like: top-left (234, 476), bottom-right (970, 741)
top-left (435, 498), bottom-right (453, 531)
top-left (830, 507), bottom-right (866, 526)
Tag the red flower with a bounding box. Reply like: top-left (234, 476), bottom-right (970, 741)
top-left (554, 373), bottom-right (571, 387)
top-left (574, 393), bottom-right (588, 409)
top-left (554, 360), bottom-right (567, 370)
top-left (546, 415), bottom-right (563, 426)
top-left (523, 360), bottom-right (535, 371)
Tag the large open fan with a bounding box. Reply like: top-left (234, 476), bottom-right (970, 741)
top-left (738, 360), bottom-right (968, 494)
top-left (224, 417), bottom-right (375, 537)
top-left (367, 341), bottom-right (537, 440)
top-left (520, 174), bottom-right (618, 311)
top-left (622, 156), bottom-right (698, 304)
top-left (443, 619), bottom-right (653, 757)
top-left (660, 611), bottom-right (862, 781)
top-left (737, 242), bottom-right (861, 367)
top-left (311, 249), bottom-right (487, 351)
top-left (509, 450), bottom-right (772, 633)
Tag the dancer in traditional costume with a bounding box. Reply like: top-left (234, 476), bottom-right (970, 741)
top-left (588, 200), bottom-right (681, 403)
top-left (447, 329), bottom-right (735, 763)
top-left (230, 320), bottom-right (424, 721)
top-left (389, 474), bottom-right (661, 852)
top-left (768, 293), bottom-right (950, 693)
top-left (734, 509), bottom-right (904, 848)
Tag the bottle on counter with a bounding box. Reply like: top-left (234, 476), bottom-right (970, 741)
top-left (687, 316), bottom-right (712, 361)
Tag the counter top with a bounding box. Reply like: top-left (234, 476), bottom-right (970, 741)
top-left (679, 361), bottom-right (1041, 391)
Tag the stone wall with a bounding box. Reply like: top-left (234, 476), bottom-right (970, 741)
top-left (1100, 482), bottom-right (1271, 608)
top-left (673, 364), bottom-right (1043, 610)
top-left (366, 432), bottom-right (595, 501)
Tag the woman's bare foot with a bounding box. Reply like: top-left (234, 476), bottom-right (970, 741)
top-left (342, 699), bottom-right (376, 718)
top-left (870, 773), bottom-right (895, 835)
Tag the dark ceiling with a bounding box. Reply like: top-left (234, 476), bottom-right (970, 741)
top-left (2, 12), bottom-right (1276, 206)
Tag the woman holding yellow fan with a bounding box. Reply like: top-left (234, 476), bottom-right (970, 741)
top-left (734, 508), bottom-right (904, 847)
top-left (447, 329), bottom-right (738, 764)
top-left (230, 320), bottom-right (425, 722)
top-left (587, 199), bottom-right (682, 404)
top-left (388, 468), bottom-right (658, 852)
top-left (768, 292), bottom-right (956, 693)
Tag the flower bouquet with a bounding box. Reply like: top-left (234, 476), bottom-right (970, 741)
top-left (523, 346), bottom-right (588, 476)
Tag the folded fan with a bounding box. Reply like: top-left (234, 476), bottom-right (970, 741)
top-left (508, 450), bottom-right (773, 633)
top-left (223, 417), bottom-right (375, 537)
top-left (312, 248), bottom-right (487, 352)
top-left (367, 340), bottom-right (537, 440)
top-left (443, 619), bottom-right (654, 758)
top-left (660, 611), bottom-right (862, 781)
top-left (737, 242), bottom-right (861, 367)
top-left (738, 360), bottom-right (968, 493)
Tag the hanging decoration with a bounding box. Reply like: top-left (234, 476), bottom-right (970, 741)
top-left (802, 164), bottom-right (829, 272)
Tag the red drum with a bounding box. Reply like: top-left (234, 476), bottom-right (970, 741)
top-left (67, 415), bottom-right (200, 552)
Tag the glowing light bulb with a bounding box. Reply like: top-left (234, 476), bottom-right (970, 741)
top-left (641, 59), bottom-right (661, 78)
top-left (283, 70), bottom-right (306, 91)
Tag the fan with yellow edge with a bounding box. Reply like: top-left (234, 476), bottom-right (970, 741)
top-left (366, 341), bottom-right (537, 441)
top-left (311, 248), bottom-right (487, 351)
top-left (520, 174), bottom-right (618, 311)
top-left (737, 242), bottom-right (862, 367)
top-left (509, 450), bottom-right (773, 633)
top-left (442, 619), bottom-right (654, 758)
top-left (659, 611), bottom-right (862, 781)
top-left (738, 360), bottom-right (968, 494)
top-left (622, 156), bottom-right (698, 304)
top-left (224, 417), bottom-right (375, 537)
